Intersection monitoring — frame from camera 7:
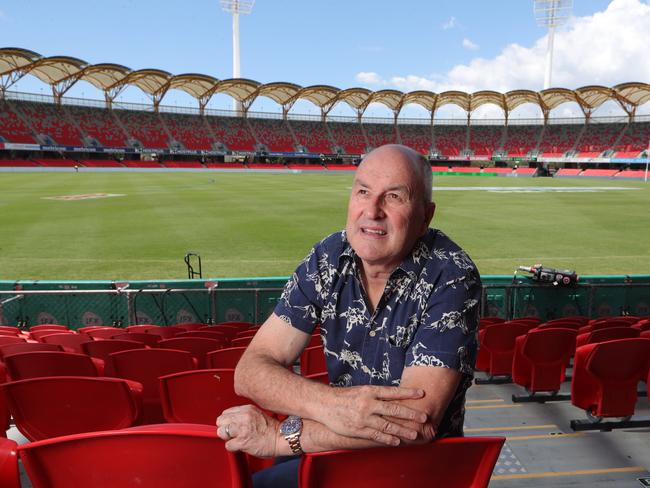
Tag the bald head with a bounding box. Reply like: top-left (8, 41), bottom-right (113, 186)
top-left (359, 145), bottom-right (432, 204)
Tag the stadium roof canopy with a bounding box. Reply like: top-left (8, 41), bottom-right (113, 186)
top-left (2, 47), bottom-right (650, 120)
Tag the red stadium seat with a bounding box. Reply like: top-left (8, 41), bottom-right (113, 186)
top-left (0, 337), bottom-right (26, 346)
top-left (107, 348), bottom-right (197, 423)
top-left (300, 345), bottom-right (327, 376)
top-left (0, 343), bottom-right (62, 361)
top-left (512, 328), bottom-right (577, 394)
top-left (160, 368), bottom-right (250, 425)
top-left (571, 338), bottom-right (650, 420)
top-left (1, 423), bottom-right (251, 488)
top-left (1, 376), bottom-right (143, 441)
top-left (82, 339), bottom-right (146, 362)
top-left (29, 329), bottom-right (74, 342)
top-left (4, 351), bottom-right (103, 380)
top-left (112, 332), bottom-right (162, 347)
top-left (41, 332), bottom-right (92, 354)
top-left (86, 328), bottom-right (125, 340)
top-left (475, 322), bottom-right (531, 377)
top-left (28, 324), bottom-right (70, 332)
top-left (575, 327), bottom-right (640, 349)
top-left (299, 436), bottom-right (505, 488)
top-left (206, 347), bottom-right (247, 369)
top-left (158, 337), bottom-right (224, 368)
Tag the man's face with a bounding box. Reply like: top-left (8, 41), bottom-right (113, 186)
top-left (345, 148), bottom-right (434, 273)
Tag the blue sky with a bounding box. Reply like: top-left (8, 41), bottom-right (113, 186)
top-left (2, 0), bottom-right (647, 118)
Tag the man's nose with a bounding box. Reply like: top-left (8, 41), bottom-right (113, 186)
top-left (364, 195), bottom-right (385, 219)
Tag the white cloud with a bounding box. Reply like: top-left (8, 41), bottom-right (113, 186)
top-left (462, 38), bottom-right (479, 50)
top-left (355, 71), bottom-right (381, 85)
top-left (359, 0), bottom-right (650, 106)
top-left (442, 16), bottom-right (457, 30)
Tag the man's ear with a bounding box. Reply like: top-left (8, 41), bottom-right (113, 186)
top-left (425, 202), bottom-right (436, 226)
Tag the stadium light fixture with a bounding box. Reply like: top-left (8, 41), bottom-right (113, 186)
top-left (221, 0), bottom-right (255, 112)
top-left (534, 0), bottom-right (572, 89)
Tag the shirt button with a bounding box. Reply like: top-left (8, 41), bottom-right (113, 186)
top-left (369, 330), bottom-right (376, 337)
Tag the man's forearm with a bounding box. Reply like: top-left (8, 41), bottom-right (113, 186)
top-left (234, 349), bottom-right (328, 419)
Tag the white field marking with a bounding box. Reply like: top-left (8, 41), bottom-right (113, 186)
top-left (432, 186), bottom-right (640, 193)
top-left (42, 193), bottom-right (126, 201)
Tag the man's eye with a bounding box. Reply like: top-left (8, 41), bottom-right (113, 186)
top-left (387, 193), bottom-right (401, 201)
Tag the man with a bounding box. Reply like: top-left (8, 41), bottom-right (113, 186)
top-left (217, 144), bottom-right (481, 487)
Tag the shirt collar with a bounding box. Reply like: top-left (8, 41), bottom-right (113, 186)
top-left (338, 229), bottom-right (435, 279)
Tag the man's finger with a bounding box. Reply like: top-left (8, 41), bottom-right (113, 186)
top-left (362, 427), bottom-right (401, 447)
top-left (367, 416), bottom-right (419, 441)
top-left (374, 400), bottom-right (428, 423)
top-left (372, 386), bottom-right (425, 400)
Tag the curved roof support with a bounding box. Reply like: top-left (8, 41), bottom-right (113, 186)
top-left (50, 73), bottom-right (83, 105)
top-left (0, 70), bottom-right (27, 98)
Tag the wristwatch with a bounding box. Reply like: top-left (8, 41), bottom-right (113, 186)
top-left (279, 415), bottom-right (303, 455)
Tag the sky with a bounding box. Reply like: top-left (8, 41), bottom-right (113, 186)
top-left (2, 0), bottom-right (649, 119)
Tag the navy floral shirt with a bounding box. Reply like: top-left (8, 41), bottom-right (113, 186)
top-left (274, 228), bottom-right (481, 437)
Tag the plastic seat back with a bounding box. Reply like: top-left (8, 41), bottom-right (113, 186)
top-left (146, 327), bottom-right (184, 339)
top-left (112, 332), bottom-right (162, 347)
top-left (160, 369), bottom-right (249, 425)
top-left (175, 330), bottom-right (229, 342)
top-left (108, 348), bottom-right (197, 423)
top-left (299, 436), bottom-right (504, 488)
top-left (300, 345), bottom-right (327, 376)
top-left (0, 343), bottom-right (62, 361)
top-left (86, 328), bottom-right (124, 340)
top-left (174, 322), bottom-right (205, 331)
top-left (230, 336), bottom-right (254, 348)
top-left (586, 338), bottom-right (650, 382)
top-left (4, 351), bottom-right (102, 380)
top-left (0, 337), bottom-right (26, 347)
top-left (1, 376), bottom-right (143, 441)
top-left (158, 337), bottom-right (224, 368)
top-left (207, 347), bottom-right (247, 369)
top-left (18, 424), bottom-right (251, 488)
top-left (30, 329), bottom-right (74, 342)
top-left (82, 339), bottom-right (146, 361)
top-left (576, 327), bottom-right (640, 348)
top-left (29, 324), bottom-right (70, 332)
top-left (41, 333), bottom-right (92, 354)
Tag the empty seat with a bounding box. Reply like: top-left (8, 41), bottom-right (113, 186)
top-left (112, 332), bottom-right (162, 347)
top-left (571, 338), bottom-right (650, 419)
top-left (1, 423), bottom-right (251, 488)
top-left (29, 329), bottom-right (74, 342)
top-left (86, 328), bottom-right (125, 340)
top-left (299, 436), bottom-right (505, 488)
top-left (4, 351), bottom-right (103, 380)
top-left (175, 330), bottom-right (229, 342)
top-left (300, 345), bottom-right (327, 376)
top-left (146, 326), bottom-right (184, 339)
top-left (41, 332), bottom-right (92, 354)
top-left (575, 327), bottom-right (640, 349)
top-left (0, 337), bottom-right (26, 346)
top-left (0, 364), bottom-right (8, 437)
top-left (82, 339), bottom-right (145, 362)
top-left (158, 337), bottom-right (224, 368)
top-left (512, 328), bottom-right (577, 394)
top-left (160, 368), bottom-right (249, 425)
top-left (0, 343), bottom-right (62, 361)
top-left (1, 376), bottom-right (143, 441)
top-left (173, 322), bottom-right (206, 331)
top-left (107, 348), bottom-right (197, 423)
top-left (476, 323), bottom-right (531, 376)
top-left (230, 336), bottom-right (254, 348)
top-left (207, 347), bottom-right (247, 369)
top-left (29, 324), bottom-right (70, 332)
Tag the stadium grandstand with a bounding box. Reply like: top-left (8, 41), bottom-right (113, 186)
top-left (1, 47), bottom-right (650, 179)
top-left (2, 40), bottom-right (650, 488)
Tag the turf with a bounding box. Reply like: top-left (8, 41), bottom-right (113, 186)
top-left (0, 171), bottom-right (648, 280)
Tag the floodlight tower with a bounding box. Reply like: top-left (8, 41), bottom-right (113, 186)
top-left (534, 0), bottom-right (573, 89)
top-left (221, 0), bottom-right (255, 112)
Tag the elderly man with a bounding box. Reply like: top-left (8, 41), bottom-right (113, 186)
top-left (217, 144), bottom-right (481, 487)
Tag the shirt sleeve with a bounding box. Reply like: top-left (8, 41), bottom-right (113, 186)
top-left (272, 247), bottom-right (323, 334)
top-left (405, 270), bottom-right (481, 375)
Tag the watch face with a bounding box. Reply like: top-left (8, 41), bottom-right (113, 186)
top-left (280, 416), bottom-right (303, 436)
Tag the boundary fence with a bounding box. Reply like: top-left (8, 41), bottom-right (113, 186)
top-left (0, 275), bottom-right (648, 328)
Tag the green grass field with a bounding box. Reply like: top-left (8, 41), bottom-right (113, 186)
top-left (1, 171), bottom-right (649, 280)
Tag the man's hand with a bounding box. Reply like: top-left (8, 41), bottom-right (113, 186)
top-left (216, 405), bottom-right (281, 458)
top-left (316, 385), bottom-right (428, 446)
